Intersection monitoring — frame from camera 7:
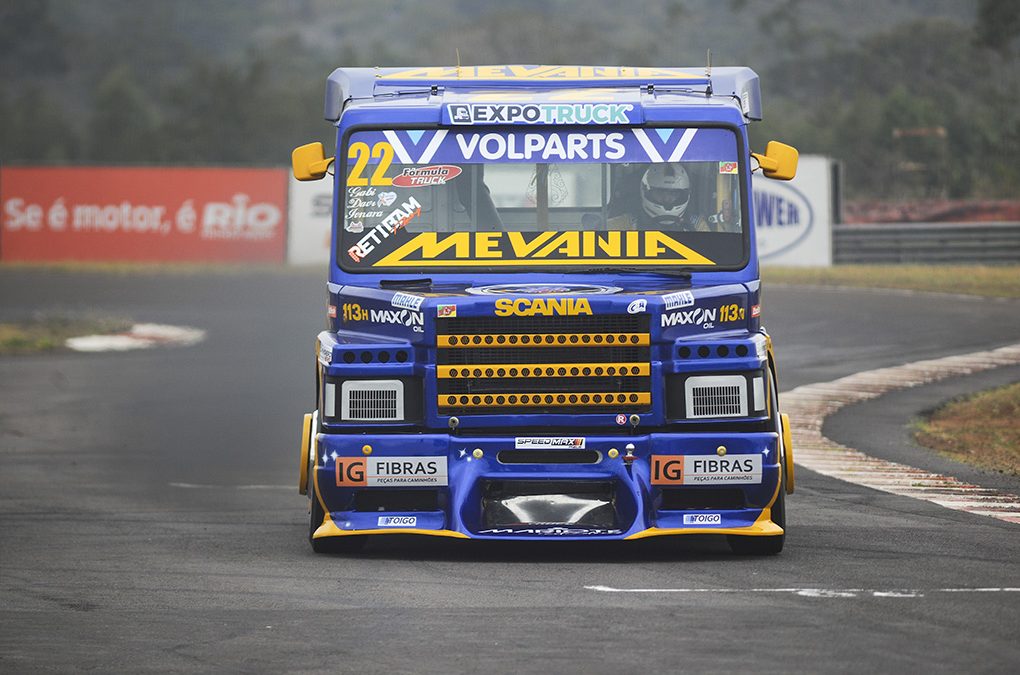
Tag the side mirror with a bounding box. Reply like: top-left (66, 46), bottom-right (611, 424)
top-left (751, 141), bottom-right (798, 181)
top-left (292, 142), bottom-right (334, 181)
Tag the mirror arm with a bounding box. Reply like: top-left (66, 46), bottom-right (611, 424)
top-left (310, 157), bottom-right (335, 176)
top-left (750, 152), bottom-right (779, 172)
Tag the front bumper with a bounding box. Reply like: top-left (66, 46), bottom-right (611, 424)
top-left (309, 429), bottom-right (783, 541)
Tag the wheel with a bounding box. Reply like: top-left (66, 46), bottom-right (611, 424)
top-left (728, 363), bottom-right (786, 555)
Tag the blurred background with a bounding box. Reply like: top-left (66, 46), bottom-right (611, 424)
top-left (1, 0), bottom-right (1018, 263)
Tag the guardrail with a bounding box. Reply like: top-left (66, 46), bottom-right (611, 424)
top-left (834, 222), bottom-right (1020, 264)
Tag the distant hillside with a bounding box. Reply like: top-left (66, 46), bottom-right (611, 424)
top-left (2, 0), bottom-right (1016, 199)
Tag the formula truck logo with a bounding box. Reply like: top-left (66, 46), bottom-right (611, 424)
top-left (447, 103), bottom-right (635, 125)
top-left (392, 165), bottom-right (462, 187)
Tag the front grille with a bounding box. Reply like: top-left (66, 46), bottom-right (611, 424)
top-left (497, 450), bottom-right (601, 464)
top-left (659, 488), bottom-right (745, 510)
top-left (437, 314), bottom-right (651, 414)
top-left (439, 314), bottom-right (644, 335)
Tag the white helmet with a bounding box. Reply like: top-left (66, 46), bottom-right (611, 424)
top-left (641, 163), bottom-right (691, 220)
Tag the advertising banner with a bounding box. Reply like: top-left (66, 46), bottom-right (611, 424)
top-left (0, 166), bottom-right (287, 262)
top-left (753, 155), bottom-right (833, 266)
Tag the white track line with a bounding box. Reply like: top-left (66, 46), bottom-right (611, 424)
top-left (585, 585), bottom-right (1020, 598)
top-left (784, 343), bottom-right (1020, 524)
top-left (66, 323), bottom-right (205, 352)
top-left (168, 483), bottom-right (291, 490)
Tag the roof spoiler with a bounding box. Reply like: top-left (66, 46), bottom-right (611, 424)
top-left (324, 65), bottom-right (762, 122)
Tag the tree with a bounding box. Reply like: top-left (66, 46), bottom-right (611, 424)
top-left (87, 65), bottom-right (160, 162)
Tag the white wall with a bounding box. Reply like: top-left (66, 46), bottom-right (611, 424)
top-left (286, 177), bottom-right (333, 265)
top-left (753, 155), bottom-right (833, 266)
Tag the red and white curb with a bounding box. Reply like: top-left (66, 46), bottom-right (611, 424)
top-left (65, 323), bottom-right (206, 352)
top-left (784, 343), bottom-right (1020, 524)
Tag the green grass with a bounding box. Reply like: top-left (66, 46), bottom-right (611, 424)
top-left (914, 382), bottom-right (1020, 475)
top-left (0, 317), bottom-right (133, 354)
top-left (0, 261), bottom-right (311, 276)
top-left (763, 265), bottom-right (1020, 299)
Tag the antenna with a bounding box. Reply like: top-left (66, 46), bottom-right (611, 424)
top-left (456, 48), bottom-right (462, 79)
top-left (705, 49), bottom-right (713, 97)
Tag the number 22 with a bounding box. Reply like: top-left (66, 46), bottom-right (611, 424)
top-left (347, 142), bottom-right (394, 186)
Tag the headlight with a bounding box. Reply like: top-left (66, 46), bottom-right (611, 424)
top-left (321, 377), bottom-right (422, 424)
top-left (666, 370), bottom-right (767, 420)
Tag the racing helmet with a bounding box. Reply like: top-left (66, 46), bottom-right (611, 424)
top-left (641, 163), bottom-right (691, 220)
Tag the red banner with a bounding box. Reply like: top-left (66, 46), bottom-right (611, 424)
top-left (0, 166), bottom-right (287, 262)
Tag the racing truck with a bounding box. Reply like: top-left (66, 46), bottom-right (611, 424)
top-left (292, 65), bottom-right (798, 555)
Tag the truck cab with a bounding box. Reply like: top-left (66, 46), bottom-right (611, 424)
top-left (294, 65), bottom-right (797, 554)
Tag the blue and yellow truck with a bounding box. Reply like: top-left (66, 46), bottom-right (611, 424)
top-left (293, 65), bottom-right (798, 554)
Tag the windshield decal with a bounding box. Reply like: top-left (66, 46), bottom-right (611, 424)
top-left (370, 230), bottom-right (715, 268)
top-left (350, 128), bottom-right (734, 165)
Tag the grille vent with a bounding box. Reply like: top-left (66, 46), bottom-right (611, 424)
top-left (684, 375), bottom-right (747, 418)
top-left (341, 380), bottom-right (403, 421)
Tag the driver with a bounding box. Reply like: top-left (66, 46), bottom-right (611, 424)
top-left (639, 163), bottom-right (706, 230)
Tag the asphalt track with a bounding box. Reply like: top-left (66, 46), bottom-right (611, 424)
top-left (1, 268), bottom-right (1019, 674)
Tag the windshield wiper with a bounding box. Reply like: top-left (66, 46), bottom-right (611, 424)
top-left (575, 267), bottom-right (692, 279)
top-left (380, 278), bottom-right (433, 290)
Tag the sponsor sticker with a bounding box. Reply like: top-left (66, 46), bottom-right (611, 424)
top-left (337, 456), bottom-right (448, 487)
top-left (391, 292), bottom-right (425, 312)
top-left (437, 303), bottom-right (457, 318)
top-left (615, 414), bottom-right (628, 426)
top-left (377, 191), bottom-right (397, 207)
top-left (369, 230), bottom-right (715, 268)
top-left (377, 516), bottom-right (417, 527)
top-left (650, 454), bottom-right (762, 485)
top-left (627, 299), bottom-right (647, 314)
top-left (515, 437), bottom-right (585, 449)
top-left (719, 161), bottom-right (738, 174)
top-left (347, 196), bottom-right (422, 263)
top-left (663, 290), bottom-right (695, 310)
top-left (494, 297), bottom-right (592, 317)
top-left (751, 304), bottom-right (761, 318)
top-left (392, 165), bottom-right (462, 187)
top-left (318, 344), bottom-right (332, 364)
top-left (661, 306), bottom-right (715, 330)
top-left (447, 102), bottom-right (636, 126)
top-left (344, 220), bottom-right (364, 233)
top-left (341, 302), bottom-right (424, 332)
top-left (683, 513), bottom-right (722, 525)
top-left (327, 304), bottom-right (337, 318)
top-left (718, 303), bottom-right (746, 323)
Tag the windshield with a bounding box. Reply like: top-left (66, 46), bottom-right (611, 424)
top-left (339, 126), bottom-right (745, 272)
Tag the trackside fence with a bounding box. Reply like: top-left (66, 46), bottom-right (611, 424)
top-left (833, 222), bottom-right (1020, 264)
